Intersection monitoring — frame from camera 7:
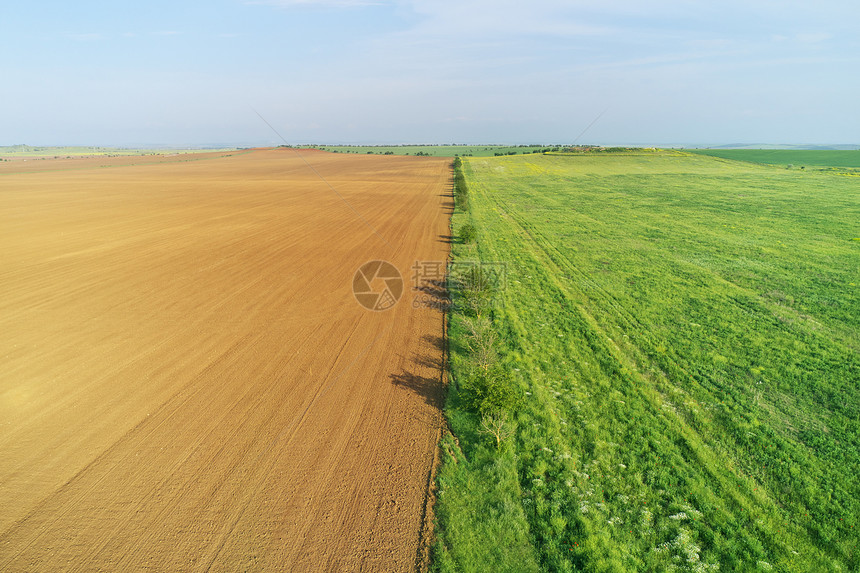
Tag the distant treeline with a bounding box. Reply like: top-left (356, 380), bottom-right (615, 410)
top-left (299, 144), bottom-right (650, 158)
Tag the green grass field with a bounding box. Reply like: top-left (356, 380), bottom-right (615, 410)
top-left (688, 149), bottom-right (860, 169)
top-left (435, 151), bottom-right (859, 572)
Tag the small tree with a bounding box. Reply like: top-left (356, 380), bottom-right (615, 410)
top-left (462, 316), bottom-right (497, 372)
top-left (479, 411), bottom-right (515, 450)
top-left (462, 367), bottom-right (521, 450)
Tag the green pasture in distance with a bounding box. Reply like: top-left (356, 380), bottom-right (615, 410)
top-left (688, 148), bottom-right (860, 168)
top-left (435, 151), bottom-right (859, 572)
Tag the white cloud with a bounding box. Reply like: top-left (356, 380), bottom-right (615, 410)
top-left (399, 0), bottom-right (614, 38)
top-left (66, 33), bottom-right (104, 41)
top-left (795, 32), bottom-right (832, 44)
top-left (246, 0), bottom-right (390, 7)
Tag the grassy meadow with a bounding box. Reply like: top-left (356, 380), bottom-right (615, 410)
top-left (434, 151), bottom-right (859, 572)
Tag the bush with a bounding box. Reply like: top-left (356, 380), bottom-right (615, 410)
top-left (459, 366), bottom-right (521, 415)
top-left (460, 223), bottom-right (477, 244)
top-left (457, 264), bottom-right (495, 317)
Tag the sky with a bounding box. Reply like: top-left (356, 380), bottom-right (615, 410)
top-left (2, 0), bottom-right (859, 147)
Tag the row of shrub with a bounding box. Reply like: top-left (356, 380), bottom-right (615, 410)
top-left (450, 158), bottom-right (520, 444)
top-left (452, 157), bottom-right (469, 211)
top-left (454, 264), bottom-right (522, 448)
top-left (432, 159), bottom-right (538, 572)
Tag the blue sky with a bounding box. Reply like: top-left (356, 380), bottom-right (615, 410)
top-left (2, 0), bottom-right (858, 146)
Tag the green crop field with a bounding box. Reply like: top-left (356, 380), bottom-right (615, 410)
top-left (435, 151), bottom-right (859, 572)
top-left (688, 149), bottom-right (860, 169)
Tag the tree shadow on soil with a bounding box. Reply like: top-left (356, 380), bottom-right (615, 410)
top-left (388, 331), bottom-right (449, 414)
top-left (415, 279), bottom-right (448, 301)
top-left (390, 369), bottom-right (444, 411)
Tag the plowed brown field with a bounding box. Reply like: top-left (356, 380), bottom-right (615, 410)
top-left (0, 149), bottom-right (451, 571)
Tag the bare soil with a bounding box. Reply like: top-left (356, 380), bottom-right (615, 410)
top-left (0, 148), bottom-right (451, 571)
